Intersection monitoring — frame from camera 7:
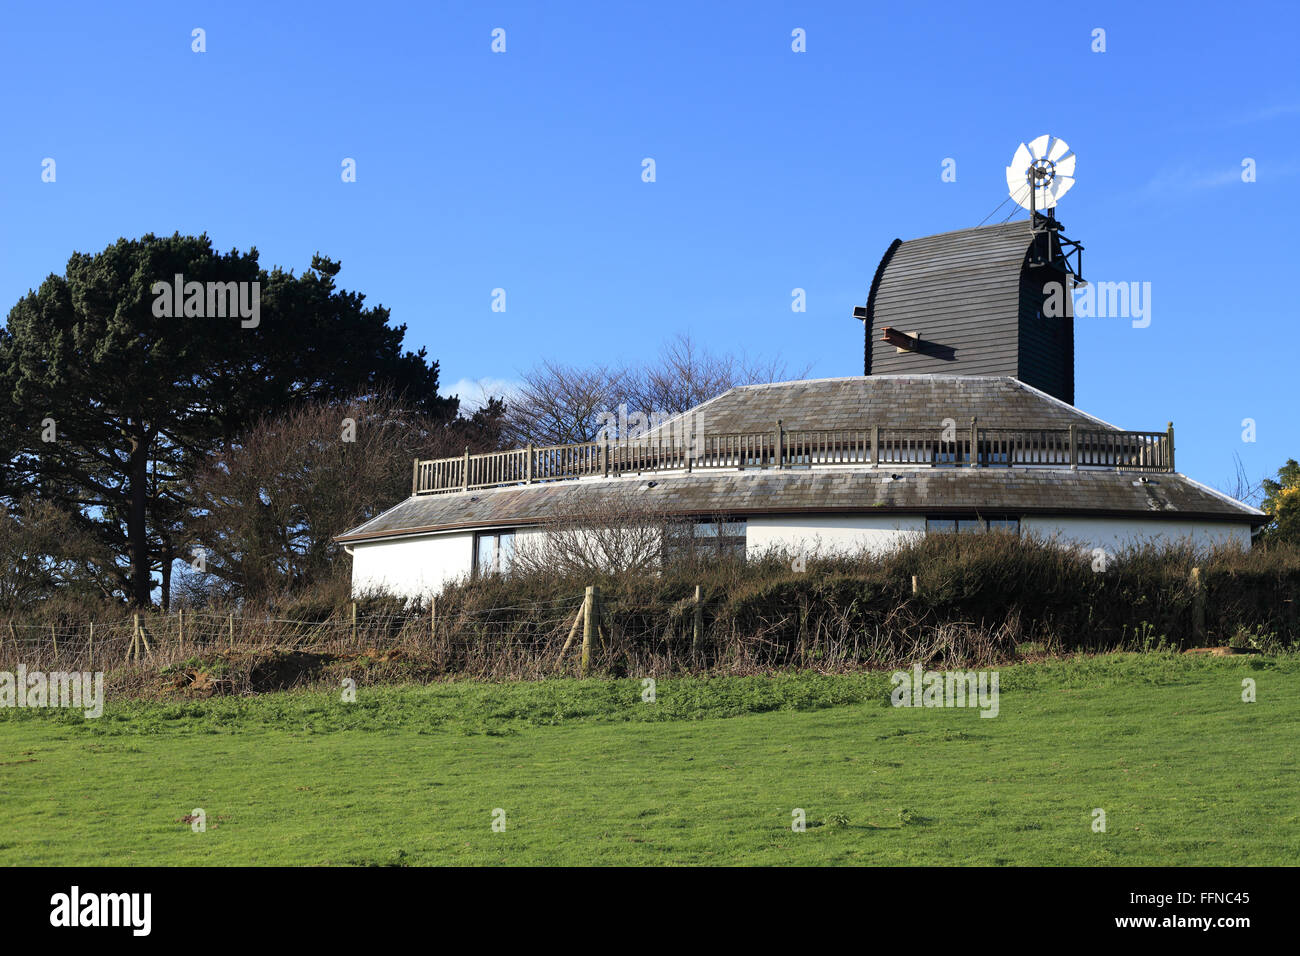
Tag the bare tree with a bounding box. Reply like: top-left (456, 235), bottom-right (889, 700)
top-left (510, 484), bottom-right (688, 577)
top-left (503, 333), bottom-right (807, 446)
top-left (625, 333), bottom-right (807, 416)
top-left (1216, 452), bottom-right (1266, 507)
top-left (500, 360), bottom-right (626, 447)
top-left (0, 498), bottom-right (115, 612)
top-left (185, 391), bottom-right (501, 601)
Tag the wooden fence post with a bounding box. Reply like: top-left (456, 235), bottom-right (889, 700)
top-left (526, 443), bottom-right (534, 483)
top-left (178, 608), bottom-right (184, 646)
top-left (1167, 422), bottom-right (1176, 473)
top-left (1190, 567), bottom-right (1206, 646)
top-left (1069, 424), bottom-right (1078, 470)
top-left (969, 417), bottom-right (979, 468)
top-left (411, 458), bottom-right (420, 495)
top-left (911, 575), bottom-right (919, 596)
top-left (462, 447), bottom-right (470, 492)
top-left (797, 594), bottom-right (808, 652)
top-left (870, 425), bottom-right (879, 468)
top-left (775, 419), bottom-right (784, 469)
top-left (351, 602), bottom-right (357, 645)
top-left (692, 585), bottom-right (704, 654)
top-left (430, 596), bottom-right (437, 645)
top-left (88, 621), bottom-right (94, 669)
top-left (580, 586), bottom-right (595, 675)
top-left (557, 593), bottom-right (586, 666)
top-left (228, 612), bottom-right (234, 649)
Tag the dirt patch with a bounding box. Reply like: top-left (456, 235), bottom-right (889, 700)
top-left (248, 650), bottom-right (337, 691)
top-left (161, 667), bottom-right (235, 698)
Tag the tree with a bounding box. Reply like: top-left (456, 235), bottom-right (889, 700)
top-left (501, 333), bottom-right (806, 446)
top-left (184, 392), bottom-right (502, 602)
top-left (0, 233), bottom-right (455, 607)
top-left (624, 332), bottom-right (805, 417)
top-left (510, 484), bottom-right (684, 577)
top-left (500, 360), bottom-right (626, 446)
top-left (0, 498), bottom-right (115, 613)
top-left (1260, 459), bottom-right (1300, 544)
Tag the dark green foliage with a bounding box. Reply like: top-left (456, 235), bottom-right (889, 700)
top-left (1200, 542), bottom-right (1300, 650)
top-left (1261, 458), bottom-right (1300, 544)
top-left (0, 234), bottom-right (454, 607)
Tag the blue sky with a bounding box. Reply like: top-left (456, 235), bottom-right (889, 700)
top-left (1, 0), bottom-right (1296, 494)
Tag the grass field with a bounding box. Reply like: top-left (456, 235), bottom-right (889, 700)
top-left (1, 653), bottom-right (1296, 865)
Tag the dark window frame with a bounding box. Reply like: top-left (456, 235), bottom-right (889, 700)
top-left (662, 517), bottom-right (747, 566)
top-left (926, 516), bottom-right (1020, 535)
top-left (473, 529), bottom-right (517, 576)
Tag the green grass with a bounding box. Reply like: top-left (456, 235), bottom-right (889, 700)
top-left (1, 653), bottom-right (1296, 865)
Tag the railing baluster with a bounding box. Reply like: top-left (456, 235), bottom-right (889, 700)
top-left (409, 423), bottom-right (1176, 493)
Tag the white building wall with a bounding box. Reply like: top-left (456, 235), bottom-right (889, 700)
top-left (514, 526), bottom-right (551, 555)
top-left (349, 531), bottom-right (475, 600)
top-left (1020, 516), bottom-right (1252, 553)
top-left (349, 514), bottom-right (1253, 599)
top-left (745, 514), bottom-right (925, 557)
top-left (746, 513), bottom-right (1251, 559)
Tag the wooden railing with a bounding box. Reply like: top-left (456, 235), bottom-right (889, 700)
top-left (413, 423), bottom-right (1175, 495)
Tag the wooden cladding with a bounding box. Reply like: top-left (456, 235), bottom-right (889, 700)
top-left (863, 222), bottom-right (1080, 405)
top-left (412, 424), bottom-right (1175, 495)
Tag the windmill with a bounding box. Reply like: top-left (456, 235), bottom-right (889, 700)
top-left (1005, 135), bottom-right (1084, 280)
top-left (1006, 134), bottom-right (1077, 215)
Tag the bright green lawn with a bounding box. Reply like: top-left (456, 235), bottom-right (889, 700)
top-left (1, 654), bottom-right (1296, 865)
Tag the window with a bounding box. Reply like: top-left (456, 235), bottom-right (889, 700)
top-left (663, 518), bottom-right (747, 565)
top-left (927, 516), bottom-right (1019, 535)
top-left (474, 530), bottom-right (516, 575)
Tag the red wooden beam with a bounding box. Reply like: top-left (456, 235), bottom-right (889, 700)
top-left (881, 326), bottom-right (921, 351)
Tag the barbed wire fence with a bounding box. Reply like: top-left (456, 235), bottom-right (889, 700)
top-left (0, 581), bottom-right (1055, 689)
top-left (2, 592), bottom-right (588, 676)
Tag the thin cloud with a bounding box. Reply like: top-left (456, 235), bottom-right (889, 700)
top-left (1141, 160), bottom-right (1298, 195)
top-left (1141, 164), bottom-right (1237, 195)
top-left (1229, 102), bottom-right (1300, 125)
top-left (445, 376), bottom-right (521, 411)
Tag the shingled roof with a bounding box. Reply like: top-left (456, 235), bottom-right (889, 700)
top-left (337, 467), bottom-right (1263, 543)
top-left (652, 375), bottom-right (1109, 435)
top-left (337, 375), bottom-right (1262, 543)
